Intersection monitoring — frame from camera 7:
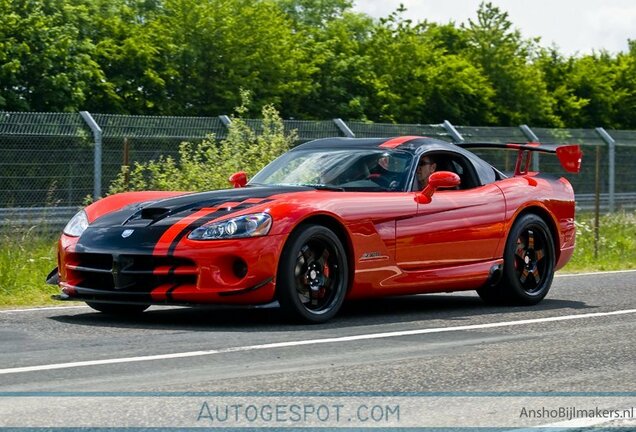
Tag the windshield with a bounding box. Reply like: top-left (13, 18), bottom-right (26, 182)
top-left (250, 148), bottom-right (413, 192)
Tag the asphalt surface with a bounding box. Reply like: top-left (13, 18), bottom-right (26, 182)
top-left (0, 270), bottom-right (634, 428)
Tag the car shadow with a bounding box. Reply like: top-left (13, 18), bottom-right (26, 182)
top-left (48, 293), bottom-right (594, 333)
top-left (339, 294), bottom-right (594, 324)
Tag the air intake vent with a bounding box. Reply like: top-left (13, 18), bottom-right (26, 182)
top-left (66, 253), bottom-right (198, 291)
top-left (140, 207), bottom-right (170, 220)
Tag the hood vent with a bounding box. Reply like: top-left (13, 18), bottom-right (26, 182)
top-left (140, 207), bottom-right (170, 221)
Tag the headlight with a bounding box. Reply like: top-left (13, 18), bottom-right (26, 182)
top-left (63, 210), bottom-right (89, 237)
top-left (188, 213), bottom-right (272, 240)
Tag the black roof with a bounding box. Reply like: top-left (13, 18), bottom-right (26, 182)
top-left (293, 136), bottom-right (451, 153)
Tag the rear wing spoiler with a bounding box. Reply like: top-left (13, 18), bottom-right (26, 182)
top-left (457, 142), bottom-right (582, 175)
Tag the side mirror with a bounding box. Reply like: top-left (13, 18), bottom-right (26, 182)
top-left (415, 171), bottom-right (460, 204)
top-left (228, 171), bottom-right (248, 188)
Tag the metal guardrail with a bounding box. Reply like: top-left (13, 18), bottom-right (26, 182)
top-left (0, 206), bottom-right (77, 231)
top-left (575, 193), bottom-right (636, 212)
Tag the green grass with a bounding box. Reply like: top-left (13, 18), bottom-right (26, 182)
top-left (0, 211), bottom-right (634, 308)
top-left (563, 210), bottom-right (636, 272)
top-left (0, 229), bottom-right (59, 308)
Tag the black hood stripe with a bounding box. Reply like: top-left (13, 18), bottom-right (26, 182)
top-left (165, 283), bottom-right (181, 302)
top-left (77, 186), bottom-right (297, 254)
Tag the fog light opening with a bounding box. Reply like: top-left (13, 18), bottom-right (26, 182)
top-left (232, 258), bottom-right (248, 279)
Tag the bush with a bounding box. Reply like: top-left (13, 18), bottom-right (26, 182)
top-left (109, 92), bottom-right (297, 193)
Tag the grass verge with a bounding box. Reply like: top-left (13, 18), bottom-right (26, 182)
top-left (0, 229), bottom-right (59, 308)
top-left (0, 211), bottom-right (634, 308)
top-left (563, 211), bottom-right (636, 272)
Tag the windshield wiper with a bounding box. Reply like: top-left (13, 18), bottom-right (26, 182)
top-left (300, 183), bottom-right (345, 191)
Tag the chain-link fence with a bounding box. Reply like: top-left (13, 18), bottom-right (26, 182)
top-left (1, 111), bottom-right (635, 231)
top-left (0, 112), bottom-right (93, 208)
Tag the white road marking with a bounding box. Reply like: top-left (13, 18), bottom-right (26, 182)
top-left (556, 269), bottom-right (636, 277)
top-left (1, 308), bottom-right (634, 375)
top-left (0, 305), bottom-right (88, 313)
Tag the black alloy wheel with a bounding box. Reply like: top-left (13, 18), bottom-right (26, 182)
top-left (276, 225), bottom-right (348, 323)
top-left (478, 214), bottom-right (555, 305)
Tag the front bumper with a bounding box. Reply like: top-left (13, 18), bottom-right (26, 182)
top-left (53, 233), bottom-right (286, 305)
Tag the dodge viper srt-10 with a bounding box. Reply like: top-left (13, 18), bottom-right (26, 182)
top-left (48, 136), bottom-right (582, 323)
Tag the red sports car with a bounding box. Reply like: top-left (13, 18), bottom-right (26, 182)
top-left (48, 136), bottom-right (582, 323)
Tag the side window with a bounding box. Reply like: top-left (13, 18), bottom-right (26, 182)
top-left (413, 152), bottom-right (479, 191)
top-left (447, 156), bottom-right (479, 190)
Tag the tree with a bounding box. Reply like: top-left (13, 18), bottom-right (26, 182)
top-left (535, 47), bottom-right (588, 127)
top-left (423, 54), bottom-right (496, 124)
top-left (289, 8), bottom-right (377, 119)
top-left (0, 0), bottom-right (109, 111)
top-left (462, 2), bottom-right (557, 126)
top-left (613, 40), bottom-right (636, 128)
top-left (276, 0), bottom-right (353, 28)
top-left (359, 7), bottom-right (495, 124)
top-left (563, 52), bottom-right (622, 128)
top-left (80, 0), bottom-right (167, 113)
top-left (0, 0), bottom-right (633, 128)
top-left (146, 0), bottom-right (314, 116)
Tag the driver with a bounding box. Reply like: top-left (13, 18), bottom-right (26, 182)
top-left (415, 155), bottom-right (437, 189)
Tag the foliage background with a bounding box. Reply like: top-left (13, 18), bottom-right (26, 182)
top-left (1, 0), bottom-right (635, 129)
top-left (108, 91), bottom-right (297, 192)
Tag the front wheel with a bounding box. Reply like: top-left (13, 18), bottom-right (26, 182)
top-left (276, 225), bottom-right (349, 323)
top-left (86, 302), bottom-right (149, 315)
top-left (478, 214), bottom-right (555, 305)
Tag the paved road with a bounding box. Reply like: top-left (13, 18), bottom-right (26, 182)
top-left (1, 271), bottom-right (634, 428)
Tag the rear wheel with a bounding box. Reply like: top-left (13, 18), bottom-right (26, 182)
top-left (276, 225), bottom-right (348, 323)
top-left (86, 302), bottom-right (149, 315)
top-left (478, 214), bottom-right (555, 305)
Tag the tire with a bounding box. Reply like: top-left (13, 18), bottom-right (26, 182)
top-left (86, 302), bottom-right (149, 315)
top-left (276, 225), bottom-right (349, 323)
top-left (477, 214), bottom-right (555, 305)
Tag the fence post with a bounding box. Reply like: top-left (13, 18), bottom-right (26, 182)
top-left (442, 120), bottom-right (464, 143)
top-left (79, 111), bottom-right (103, 200)
top-left (520, 124), bottom-right (540, 171)
top-left (219, 115), bottom-right (232, 128)
top-left (333, 118), bottom-right (355, 138)
top-left (595, 127), bottom-right (616, 212)
top-left (594, 145), bottom-right (601, 258)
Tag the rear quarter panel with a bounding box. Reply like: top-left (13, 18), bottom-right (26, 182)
top-left (495, 174), bottom-right (576, 270)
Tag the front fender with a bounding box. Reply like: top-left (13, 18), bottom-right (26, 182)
top-left (84, 191), bottom-right (187, 222)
